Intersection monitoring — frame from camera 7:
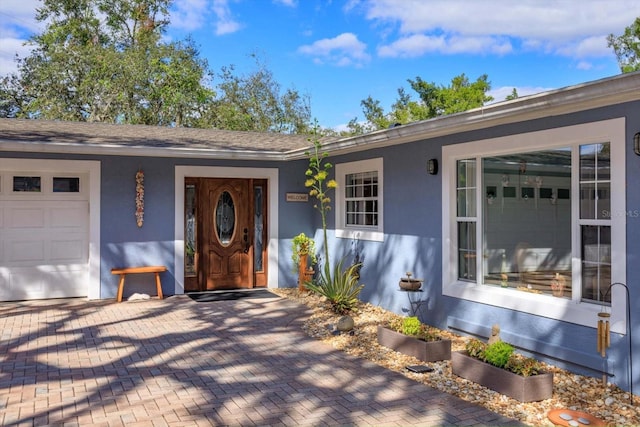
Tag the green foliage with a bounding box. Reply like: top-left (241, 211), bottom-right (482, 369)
top-left (0, 3), bottom-right (311, 133)
top-left (305, 258), bottom-right (364, 314)
top-left (388, 316), bottom-right (439, 342)
top-left (205, 55), bottom-right (312, 133)
top-left (607, 17), bottom-right (640, 73)
top-left (291, 232), bottom-right (317, 272)
top-left (465, 338), bottom-right (543, 376)
top-left (465, 338), bottom-right (487, 360)
top-left (505, 88), bottom-right (519, 101)
top-left (505, 353), bottom-right (543, 377)
top-left (402, 317), bottom-right (421, 336)
top-left (483, 341), bottom-right (514, 369)
top-left (351, 73), bottom-right (494, 134)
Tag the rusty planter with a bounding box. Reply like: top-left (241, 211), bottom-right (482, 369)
top-left (377, 326), bottom-right (451, 362)
top-left (451, 351), bottom-right (553, 402)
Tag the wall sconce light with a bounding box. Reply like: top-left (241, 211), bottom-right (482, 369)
top-left (634, 132), bottom-right (640, 156)
top-left (427, 158), bottom-right (438, 175)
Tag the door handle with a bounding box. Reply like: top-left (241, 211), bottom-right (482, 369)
top-left (243, 228), bottom-right (249, 253)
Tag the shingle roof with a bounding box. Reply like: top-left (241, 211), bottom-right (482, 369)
top-left (2, 72), bottom-right (639, 160)
top-left (0, 119), bottom-right (327, 159)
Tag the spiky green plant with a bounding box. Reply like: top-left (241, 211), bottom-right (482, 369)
top-left (305, 257), bottom-right (364, 314)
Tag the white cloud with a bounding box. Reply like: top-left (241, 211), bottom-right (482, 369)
top-left (576, 61), bottom-right (594, 71)
top-left (359, 0), bottom-right (640, 59)
top-left (171, 0), bottom-right (208, 31)
top-left (298, 32), bottom-right (371, 67)
top-left (378, 34), bottom-right (512, 57)
top-left (0, 0), bottom-right (41, 76)
top-left (212, 0), bottom-right (242, 36)
top-left (273, 0), bottom-right (297, 6)
top-left (488, 85), bottom-right (554, 103)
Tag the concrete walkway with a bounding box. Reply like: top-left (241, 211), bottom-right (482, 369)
top-left (0, 294), bottom-right (526, 426)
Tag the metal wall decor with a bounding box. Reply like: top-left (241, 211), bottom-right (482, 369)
top-left (135, 170), bottom-right (144, 227)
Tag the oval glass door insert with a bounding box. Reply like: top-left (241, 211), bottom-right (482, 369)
top-left (215, 191), bottom-right (236, 246)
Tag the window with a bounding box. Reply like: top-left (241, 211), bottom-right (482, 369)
top-left (13, 176), bottom-right (41, 192)
top-left (53, 177), bottom-right (80, 192)
top-left (442, 119), bottom-right (626, 332)
top-left (335, 158), bottom-right (383, 241)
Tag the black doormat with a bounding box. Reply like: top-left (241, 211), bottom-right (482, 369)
top-left (187, 289), bottom-right (280, 302)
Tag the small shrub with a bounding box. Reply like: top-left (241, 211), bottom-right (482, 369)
top-left (465, 338), bottom-right (487, 360)
top-left (483, 341), bottom-right (514, 369)
top-left (388, 316), bottom-right (439, 342)
top-left (505, 353), bottom-right (543, 377)
top-left (402, 317), bottom-right (421, 336)
top-left (306, 257), bottom-right (364, 314)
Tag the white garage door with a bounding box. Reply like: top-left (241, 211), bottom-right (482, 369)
top-left (0, 172), bottom-right (90, 301)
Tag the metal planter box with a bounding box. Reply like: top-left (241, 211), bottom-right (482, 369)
top-left (377, 326), bottom-right (451, 362)
top-left (451, 351), bottom-right (553, 402)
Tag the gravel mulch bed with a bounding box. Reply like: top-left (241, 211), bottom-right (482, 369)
top-left (271, 289), bottom-right (640, 427)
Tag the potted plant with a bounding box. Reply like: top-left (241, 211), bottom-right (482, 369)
top-left (291, 232), bottom-right (317, 291)
top-left (451, 338), bottom-right (553, 402)
top-left (377, 316), bottom-right (451, 362)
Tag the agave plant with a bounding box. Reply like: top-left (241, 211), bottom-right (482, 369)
top-left (306, 257), bottom-right (364, 314)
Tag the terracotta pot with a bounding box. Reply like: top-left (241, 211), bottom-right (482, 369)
top-left (399, 278), bottom-right (422, 291)
top-left (298, 255), bottom-right (313, 291)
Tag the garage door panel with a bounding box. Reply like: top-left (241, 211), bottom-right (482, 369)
top-left (8, 240), bottom-right (45, 262)
top-left (1, 194), bottom-right (89, 301)
top-left (0, 265), bottom-right (87, 301)
top-left (9, 207), bottom-right (45, 228)
top-left (50, 238), bottom-right (86, 262)
top-left (50, 203), bottom-right (88, 228)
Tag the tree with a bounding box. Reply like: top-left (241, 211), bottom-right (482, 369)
top-left (0, 0), bottom-right (214, 126)
top-left (202, 55), bottom-right (312, 134)
top-left (349, 73), bottom-right (494, 134)
top-left (505, 88), bottom-right (519, 101)
top-left (607, 17), bottom-right (640, 73)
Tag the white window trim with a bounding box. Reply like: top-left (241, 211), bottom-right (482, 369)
top-left (335, 157), bottom-right (384, 242)
top-left (442, 118), bottom-right (627, 334)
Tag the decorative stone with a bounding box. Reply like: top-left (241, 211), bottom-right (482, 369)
top-left (128, 293), bottom-right (151, 301)
top-left (337, 315), bottom-right (355, 332)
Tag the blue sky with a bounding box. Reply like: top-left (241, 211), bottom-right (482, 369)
top-left (1, 0), bottom-right (640, 130)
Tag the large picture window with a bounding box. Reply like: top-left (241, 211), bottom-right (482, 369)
top-left (335, 158), bottom-right (383, 241)
top-left (442, 119), bottom-right (626, 332)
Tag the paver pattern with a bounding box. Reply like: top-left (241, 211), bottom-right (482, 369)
top-left (0, 294), bottom-right (527, 426)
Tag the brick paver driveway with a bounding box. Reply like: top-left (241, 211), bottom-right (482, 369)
top-left (0, 293), bottom-right (526, 426)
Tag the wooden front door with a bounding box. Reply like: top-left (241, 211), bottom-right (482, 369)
top-left (203, 178), bottom-right (253, 290)
top-left (183, 177), bottom-right (268, 292)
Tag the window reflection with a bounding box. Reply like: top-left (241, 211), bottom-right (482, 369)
top-left (482, 149), bottom-right (572, 297)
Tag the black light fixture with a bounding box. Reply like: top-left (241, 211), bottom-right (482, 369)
top-left (634, 132), bottom-right (640, 156)
top-left (427, 158), bottom-right (438, 175)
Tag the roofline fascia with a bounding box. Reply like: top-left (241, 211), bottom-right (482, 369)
top-left (1, 73), bottom-right (638, 162)
top-left (0, 141), bottom-right (291, 161)
top-left (285, 72), bottom-right (640, 160)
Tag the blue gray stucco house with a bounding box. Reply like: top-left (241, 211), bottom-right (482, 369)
top-left (1, 71), bottom-right (639, 395)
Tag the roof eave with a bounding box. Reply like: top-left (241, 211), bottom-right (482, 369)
top-left (288, 72), bottom-right (640, 159)
top-left (0, 140), bottom-right (290, 161)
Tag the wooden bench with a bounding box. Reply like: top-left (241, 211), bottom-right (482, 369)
top-left (111, 266), bottom-right (167, 302)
